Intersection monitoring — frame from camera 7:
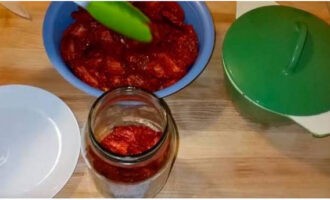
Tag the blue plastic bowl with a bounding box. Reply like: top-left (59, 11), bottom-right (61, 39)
top-left (43, 2), bottom-right (214, 98)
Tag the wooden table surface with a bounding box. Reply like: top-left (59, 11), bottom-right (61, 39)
top-left (1, 1), bottom-right (330, 198)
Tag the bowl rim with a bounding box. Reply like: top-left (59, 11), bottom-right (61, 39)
top-left (43, 2), bottom-right (215, 98)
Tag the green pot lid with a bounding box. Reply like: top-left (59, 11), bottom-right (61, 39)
top-left (223, 6), bottom-right (330, 116)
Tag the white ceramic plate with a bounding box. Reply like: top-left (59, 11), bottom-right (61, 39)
top-left (0, 85), bottom-right (80, 197)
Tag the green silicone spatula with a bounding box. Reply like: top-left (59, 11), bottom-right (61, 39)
top-left (75, 1), bottom-right (152, 42)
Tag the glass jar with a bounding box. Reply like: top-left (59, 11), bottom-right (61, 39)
top-left (81, 87), bottom-right (178, 198)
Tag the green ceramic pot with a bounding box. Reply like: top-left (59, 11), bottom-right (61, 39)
top-left (222, 6), bottom-right (330, 137)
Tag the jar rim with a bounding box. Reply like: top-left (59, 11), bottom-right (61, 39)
top-left (87, 87), bottom-right (169, 164)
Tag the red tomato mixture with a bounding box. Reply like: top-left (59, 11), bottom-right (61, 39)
top-left (100, 125), bottom-right (162, 156)
top-left (87, 125), bottom-right (170, 183)
top-left (61, 2), bottom-right (199, 92)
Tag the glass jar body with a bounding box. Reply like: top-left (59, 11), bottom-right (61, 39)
top-left (81, 87), bottom-right (178, 197)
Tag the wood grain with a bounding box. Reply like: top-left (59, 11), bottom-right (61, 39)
top-left (0, 2), bottom-right (330, 198)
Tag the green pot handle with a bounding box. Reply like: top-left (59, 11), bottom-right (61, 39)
top-left (284, 22), bottom-right (308, 75)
